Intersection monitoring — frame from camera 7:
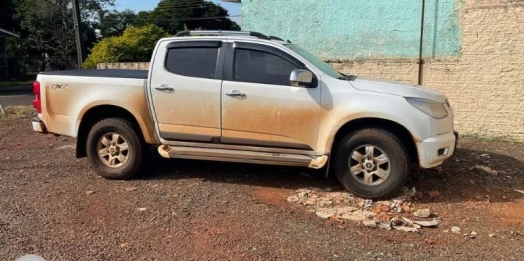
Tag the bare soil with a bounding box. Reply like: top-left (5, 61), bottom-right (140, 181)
top-left (1, 109), bottom-right (523, 261)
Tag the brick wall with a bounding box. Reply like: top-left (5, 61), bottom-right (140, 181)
top-left (332, 0), bottom-right (524, 142)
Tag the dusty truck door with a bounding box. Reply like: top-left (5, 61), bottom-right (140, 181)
top-left (220, 42), bottom-right (322, 150)
top-left (148, 40), bottom-right (225, 142)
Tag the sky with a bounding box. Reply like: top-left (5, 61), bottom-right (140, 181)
top-left (114, 0), bottom-right (242, 24)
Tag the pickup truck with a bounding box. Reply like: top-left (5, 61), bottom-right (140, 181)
top-left (31, 30), bottom-right (458, 199)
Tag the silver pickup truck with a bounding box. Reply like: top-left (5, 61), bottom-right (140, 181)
top-left (31, 30), bottom-right (458, 199)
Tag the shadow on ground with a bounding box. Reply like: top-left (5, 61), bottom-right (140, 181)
top-left (136, 142), bottom-right (524, 204)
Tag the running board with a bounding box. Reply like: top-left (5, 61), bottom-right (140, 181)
top-left (157, 145), bottom-right (328, 169)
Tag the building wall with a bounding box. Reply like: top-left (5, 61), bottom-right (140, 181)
top-left (242, 0), bottom-right (524, 142)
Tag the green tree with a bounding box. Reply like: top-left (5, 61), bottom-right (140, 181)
top-left (83, 24), bottom-right (169, 69)
top-left (12, 0), bottom-right (114, 70)
top-left (148, 0), bottom-right (240, 35)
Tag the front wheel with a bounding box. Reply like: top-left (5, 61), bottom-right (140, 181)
top-left (86, 118), bottom-right (143, 180)
top-left (333, 128), bottom-right (409, 199)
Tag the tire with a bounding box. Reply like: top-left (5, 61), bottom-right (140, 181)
top-left (333, 128), bottom-right (409, 199)
top-left (86, 118), bottom-right (143, 180)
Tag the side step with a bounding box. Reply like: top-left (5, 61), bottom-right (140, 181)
top-left (157, 145), bottom-right (328, 169)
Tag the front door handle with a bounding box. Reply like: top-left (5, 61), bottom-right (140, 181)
top-left (226, 90), bottom-right (246, 97)
top-left (155, 85), bottom-right (174, 91)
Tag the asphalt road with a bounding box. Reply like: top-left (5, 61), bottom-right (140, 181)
top-left (0, 89), bottom-right (34, 107)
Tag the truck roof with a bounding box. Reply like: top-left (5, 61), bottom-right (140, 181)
top-left (169, 30), bottom-right (292, 45)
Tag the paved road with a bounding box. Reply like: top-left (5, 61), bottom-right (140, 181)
top-left (0, 89), bottom-right (34, 107)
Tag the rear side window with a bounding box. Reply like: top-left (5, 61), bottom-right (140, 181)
top-left (234, 48), bottom-right (300, 85)
top-left (165, 47), bottom-right (218, 79)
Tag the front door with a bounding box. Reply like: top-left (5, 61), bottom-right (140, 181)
top-left (149, 40), bottom-right (224, 142)
top-left (220, 42), bottom-right (321, 150)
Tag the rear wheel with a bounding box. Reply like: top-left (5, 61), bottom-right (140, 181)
top-left (334, 128), bottom-right (409, 199)
top-left (86, 118), bottom-right (143, 180)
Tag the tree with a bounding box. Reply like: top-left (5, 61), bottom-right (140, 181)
top-left (148, 0), bottom-right (240, 35)
top-left (98, 9), bottom-right (138, 38)
top-left (12, 0), bottom-right (114, 70)
top-left (83, 24), bottom-right (169, 69)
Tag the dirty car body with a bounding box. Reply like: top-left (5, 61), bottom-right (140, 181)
top-left (31, 30), bottom-right (458, 199)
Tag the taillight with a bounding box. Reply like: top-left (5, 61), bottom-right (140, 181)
top-left (32, 81), bottom-right (41, 113)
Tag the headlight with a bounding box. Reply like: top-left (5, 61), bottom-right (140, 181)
top-left (405, 97), bottom-right (448, 119)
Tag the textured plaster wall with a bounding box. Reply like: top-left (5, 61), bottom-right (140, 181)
top-left (242, 0), bottom-right (461, 59)
top-left (242, 0), bottom-right (524, 142)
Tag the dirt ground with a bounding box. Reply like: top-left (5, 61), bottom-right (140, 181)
top-left (1, 107), bottom-right (523, 261)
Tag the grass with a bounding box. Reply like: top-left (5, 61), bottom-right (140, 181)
top-left (0, 105), bottom-right (35, 120)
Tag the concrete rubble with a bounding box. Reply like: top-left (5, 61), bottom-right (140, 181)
top-left (286, 187), bottom-right (441, 232)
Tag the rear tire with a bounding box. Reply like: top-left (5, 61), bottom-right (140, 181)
top-left (333, 128), bottom-right (409, 199)
top-left (86, 118), bottom-right (143, 180)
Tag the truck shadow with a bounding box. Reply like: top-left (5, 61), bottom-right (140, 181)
top-left (139, 146), bottom-right (524, 204)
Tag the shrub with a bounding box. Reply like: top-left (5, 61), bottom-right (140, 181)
top-left (83, 24), bottom-right (169, 69)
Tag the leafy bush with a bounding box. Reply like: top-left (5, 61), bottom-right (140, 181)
top-left (83, 24), bottom-right (169, 69)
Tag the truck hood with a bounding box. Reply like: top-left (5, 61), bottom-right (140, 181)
top-left (349, 77), bottom-right (447, 103)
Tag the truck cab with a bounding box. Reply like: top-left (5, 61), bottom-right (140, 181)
top-left (32, 30), bottom-right (458, 199)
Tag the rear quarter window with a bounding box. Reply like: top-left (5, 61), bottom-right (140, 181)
top-left (165, 47), bottom-right (219, 79)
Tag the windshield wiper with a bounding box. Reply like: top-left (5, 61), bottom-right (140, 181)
top-left (338, 73), bottom-right (356, 81)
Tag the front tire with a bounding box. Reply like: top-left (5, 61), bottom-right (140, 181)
top-left (334, 128), bottom-right (409, 199)
top-left (86, 118), bottom-right (143, 180)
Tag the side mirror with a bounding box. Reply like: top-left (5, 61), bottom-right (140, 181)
top-left (290, 69), bottom-right (313, 87)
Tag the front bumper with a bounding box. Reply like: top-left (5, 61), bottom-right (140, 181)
top-left (32, 117), bottom-right (47, 133)
top-left (417, 131), bottom-right (458, 168)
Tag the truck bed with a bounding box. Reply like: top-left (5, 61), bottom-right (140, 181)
top-left (38, 69), bottom-right (149, 79)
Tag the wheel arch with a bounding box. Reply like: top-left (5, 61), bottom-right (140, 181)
top-left (330, 117), bottom-right (419, 169)
top-left (75, 105), bottom-right (145, 158)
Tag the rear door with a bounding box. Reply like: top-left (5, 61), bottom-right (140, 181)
top-left (149, 40), bottom-right (225, 142)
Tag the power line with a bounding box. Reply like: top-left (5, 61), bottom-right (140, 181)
top-left (99, 15), bottom-right (241, 24)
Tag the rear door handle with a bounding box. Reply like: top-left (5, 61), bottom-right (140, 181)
top-left (155, 85), bottom-right (174, 91)
top-left (226, 90), bottom-right (246, 97)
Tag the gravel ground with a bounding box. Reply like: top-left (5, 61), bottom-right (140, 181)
top-left (1, 108), bottom-right (523, 261)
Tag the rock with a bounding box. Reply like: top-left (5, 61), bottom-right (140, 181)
top-left (471, 165), bottom-right (498, 176)
top-left (15, 255), bottom-right (47, 261)
top-left (324, 187), bottom-right (333, 192)
top-left (428, 190), bottom-right (440, 197)
top-left (304, 198), bottom-right (317, 205)
top-left (85, 191), bottom-right (95, 195)
top-left (137, 208), bottom-right (148, 212)
top-left (125, 187), bottom-right (138, 192)
top-left (479, 153), bottom-right (490, 158)
top-left (413, 220), bottom-right (440, 227)
top-left (379, 205), bottom-right (391, 212)
top-left (363, 220), bottom-right (377, 227)
top-left (119, 242), bottom-right (128, 248)
top-left (377, 221), bottom-right (392, 230)
top-left (451, 226), bottom-right (461, 233)
top-left (341, 210), bottom-right (375, 222)
top-left (286, 196), bottom-right (299, 203)
top-left (414, 208), bottom-right (431, 218)
top-left (297, 191), bottom-right (309, 198)
top-left (315, 208), bottom-right (337, 219)
top-left (514, 189), bottom-right (524, 194)
top-left (489, 233), bottom-right (496, 238)
top-left (336, 206), bottom-right (358, 215)
top-left (393, 225), bottom-right (418, 233)
top-left (470, 231), bottom-right (478, 238)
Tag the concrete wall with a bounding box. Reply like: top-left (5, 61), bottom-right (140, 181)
top-left (242, 0), bottom-right (461, 60)
top-left (241, 0), bottom-right (524, 142)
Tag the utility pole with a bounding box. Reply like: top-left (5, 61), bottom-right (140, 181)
top-left (72, 0), bottom-right (85, 69)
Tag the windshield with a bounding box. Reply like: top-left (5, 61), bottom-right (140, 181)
top-left (284, 44), bottom-right (345, 79)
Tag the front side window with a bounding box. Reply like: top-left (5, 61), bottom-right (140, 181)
top-left (234, 48), bottom-right (299, 86)
top-left (165, 47), bottom-right (218, 79)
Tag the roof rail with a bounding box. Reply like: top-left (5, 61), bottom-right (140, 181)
top-left (174, 30), bottom-right (271, 40)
